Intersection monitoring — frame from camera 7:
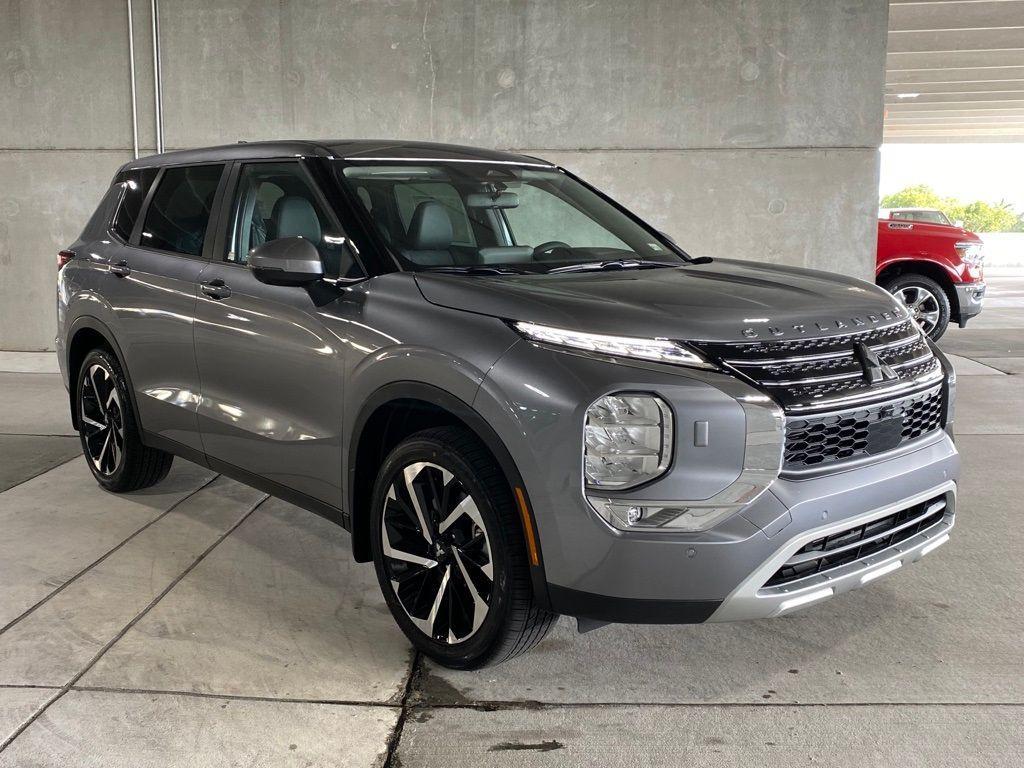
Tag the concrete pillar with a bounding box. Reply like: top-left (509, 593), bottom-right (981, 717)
top-left (0, 0), bottom-right (888, 350)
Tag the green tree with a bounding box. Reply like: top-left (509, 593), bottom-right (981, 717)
top-left (880, 185), bottom-right (1024, 232)
top-left (880, 184), bottom-right (944, 211)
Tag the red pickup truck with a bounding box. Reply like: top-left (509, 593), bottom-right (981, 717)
top-left (876, 208), bottom-right (986, 340)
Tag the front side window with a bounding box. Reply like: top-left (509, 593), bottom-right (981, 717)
top-left (228, 162), bottom-right (363, 280)
top-left (338, 162), bottom-right (683, 272)
top-left (140, 165), bottom-right (224, 256)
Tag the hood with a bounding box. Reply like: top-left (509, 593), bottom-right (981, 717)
top-left (878, 218), bottom-right (981, 241)
top-left (415, 259), bottom-right (909, 344)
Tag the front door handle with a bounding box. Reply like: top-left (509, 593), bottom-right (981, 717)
top-left (109, 260), bottom-right (131, 277)
top-left (200, 279), bottom-right (232, 300)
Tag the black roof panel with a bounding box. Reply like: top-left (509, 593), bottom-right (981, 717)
top-left (120, 139), bottom-right (552, 172)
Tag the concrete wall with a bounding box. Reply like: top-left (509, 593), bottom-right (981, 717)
top-left (0, 0), bottom-right (889, 351)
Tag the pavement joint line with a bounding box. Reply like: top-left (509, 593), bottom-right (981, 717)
top-left (0, 685), bottom-right (61, 691)
top-left (382, 652), bottom-right (422, 768)
top-left (0, 433), bottom-right (80, 437)
top-left (0, 473), bottom-right (222, 638)
top-left (11, 684), bottom-right (1023, 711)
top-left (403, 700), bottom-right (1024, 711)
top-left (0, 455), bottom-right (81, 497)
top-left (69, 685), bottom-right (405, 709)
top-left (0, 492), bottom-right (269, 756)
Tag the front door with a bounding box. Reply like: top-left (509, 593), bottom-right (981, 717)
top-left (192, 160), bottom-right (360, 508)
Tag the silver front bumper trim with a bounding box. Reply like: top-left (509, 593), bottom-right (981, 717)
top-left (708, 481), bottom-right (956, 622)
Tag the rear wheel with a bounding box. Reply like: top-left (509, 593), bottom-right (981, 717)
top-left (882, 273), bottom-right (950, 341)
top-left (370, 426), bottom-right (557, 669)
top-left (76, 348), bottom-right (173, 492)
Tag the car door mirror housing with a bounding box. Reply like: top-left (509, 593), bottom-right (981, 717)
top-left (248, 237), bottom-right (324, 286)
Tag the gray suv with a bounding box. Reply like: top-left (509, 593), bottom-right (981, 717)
top-left (57, 141), bottom-right (959, 668)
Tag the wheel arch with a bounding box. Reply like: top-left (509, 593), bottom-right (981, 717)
top-left (876, 259), bottom-right (960, 319)
top-left (347, 381), bottom-right (551, 608)
top-left (65, 317), bottom-right (143, 439)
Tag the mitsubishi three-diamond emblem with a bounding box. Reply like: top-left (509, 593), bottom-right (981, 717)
top-left (855, 342), bottom-right (898, 384)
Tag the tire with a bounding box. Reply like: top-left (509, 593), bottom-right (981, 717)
top-left (882, 273), bottom-right (951, 341)
top-left (370, 426), bottom-right (557, 669)
top-left (75, 348), bottom-right (174, 493)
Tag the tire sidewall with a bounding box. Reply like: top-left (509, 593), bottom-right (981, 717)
top-left (369, 433), bottom-right (516, 668)
top-left (76, 348), bottom-right (134, 490)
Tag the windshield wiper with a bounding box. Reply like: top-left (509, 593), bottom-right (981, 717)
top-left (423, 265), bottom-right (529, 276)
top-left (547, 259), bottom-right (675, 274)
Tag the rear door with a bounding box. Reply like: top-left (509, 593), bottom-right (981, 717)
top-left (192, 160), bottom-right (361, 508)
top-left (107, 163), bottom-right (227, 452)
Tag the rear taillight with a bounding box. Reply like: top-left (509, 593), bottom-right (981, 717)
top-left (57, 249), bottom-right (76, 270)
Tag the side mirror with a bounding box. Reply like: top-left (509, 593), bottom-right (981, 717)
top-left (954, 219), bottom-right (965, 228)
top-left (248, 237), bottom-right (324, 286)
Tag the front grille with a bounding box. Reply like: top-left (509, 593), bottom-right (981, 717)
top-left (784, 386), bottom-right (943, 470)
top-left (691, 319), bottom-right (947, 473)
top-left (691, 319), bottom-right (943, 414)
top-left (765, 494), bottom-right (949, 587)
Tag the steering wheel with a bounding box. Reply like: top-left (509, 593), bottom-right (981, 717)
top-left (533, 241), bottom-right (572, 260)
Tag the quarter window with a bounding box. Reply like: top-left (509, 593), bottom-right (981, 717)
top-left (140, 165), bottom-right (224, 256)
top-left (111, 167), bottom-right (158, 242)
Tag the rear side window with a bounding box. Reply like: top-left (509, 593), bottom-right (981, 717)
top-left (140, 165), bottom-right (224, 256)
top-left (111, 167), bottom-right (158, 241)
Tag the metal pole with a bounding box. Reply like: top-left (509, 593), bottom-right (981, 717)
top-left (151, 0), bottom-right (164, 153)
top-left (126, 0), bottom-right (139, 159)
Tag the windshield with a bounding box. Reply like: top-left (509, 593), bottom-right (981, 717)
top-left (890, 209), bottom-right (951, 226)
top-left (336, 161), bottom-right (687, 273)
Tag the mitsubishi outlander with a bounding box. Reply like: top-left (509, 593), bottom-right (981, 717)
top-left (56, 141), bottom-right (958, 668)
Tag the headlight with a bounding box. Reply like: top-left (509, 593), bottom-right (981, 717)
top-left (954, 241), bottom-right (984, 266)
top-left (584, 394), bottom-right (672, 489)
top-left (512, 321), bottom-right (715, 369)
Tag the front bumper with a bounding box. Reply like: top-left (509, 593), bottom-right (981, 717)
top-left (955, 280), bottom-right (985, 325)
top-left (709, 482), bottom-right (954, 621)
top-left (477, 339), bottom-right (960, 624)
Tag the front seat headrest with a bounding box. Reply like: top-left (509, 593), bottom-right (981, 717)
top-left (406, 201), bottom-right (453, 250)
top-left (272, 196), bottom-right (322, 243)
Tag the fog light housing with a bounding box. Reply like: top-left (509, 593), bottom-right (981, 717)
top-left (584, 393), bottom-right (672, 489)
top-left (589, 498), bottom-right (743, 532)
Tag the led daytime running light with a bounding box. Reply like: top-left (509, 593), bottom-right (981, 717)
top-left (513, 321), bottom-right (714, 369)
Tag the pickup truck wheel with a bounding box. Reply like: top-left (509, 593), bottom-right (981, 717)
top-left (370, 426), bottom-right (557, 669)
top-left (882, 274), bottom-right (950, 341)
top-left (76, 348), bottom-right (174, 492)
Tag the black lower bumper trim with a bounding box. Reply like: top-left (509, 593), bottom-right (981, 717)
top-left (548, 584), bottom-right (721, 625)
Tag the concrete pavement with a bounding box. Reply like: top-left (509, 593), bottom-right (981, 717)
top-left (0, 277), bottom-right (1021, 766)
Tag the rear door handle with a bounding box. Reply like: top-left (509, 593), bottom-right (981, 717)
top-left (200, 278), bottom-right (232, 300)
top-left (109, 260), bottom-right (131, 277)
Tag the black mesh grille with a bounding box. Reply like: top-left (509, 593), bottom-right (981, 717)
top-left (766, 494), bottom-right (948, 587)
top-left (784, 387), bottom-right (943, 471)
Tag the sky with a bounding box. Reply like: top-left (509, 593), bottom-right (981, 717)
top-left (879, 144), bottom-right (1024, 212)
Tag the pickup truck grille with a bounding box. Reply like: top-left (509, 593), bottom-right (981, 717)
top-left (690, 319), bottom-right (947, 472)
top-left (765, 494), bottom-right (948, 587)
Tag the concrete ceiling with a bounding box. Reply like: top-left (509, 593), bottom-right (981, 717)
top-left (885, 0), bottom-right (1024, 142)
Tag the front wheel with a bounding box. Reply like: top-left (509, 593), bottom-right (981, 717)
top-left (76, 348), bottom-right (174, 492)
top-left (370, 426), bottom-right (557, 669)
top-left (882, 273), bottom-right (951, 341)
